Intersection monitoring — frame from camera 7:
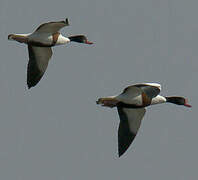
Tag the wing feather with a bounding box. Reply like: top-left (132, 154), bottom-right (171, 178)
top-left (134, 83), bottom-right (161, 99)
top-left (27, 45), bottom-right (52, 88)
top-left (34, 18), bottom-right (69, 34)
top-left (117, 106), bottom-right (145, 157)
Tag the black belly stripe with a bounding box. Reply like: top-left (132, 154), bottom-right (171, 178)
top-left (28, 41), bottom-right (53, 47)
top-left (117, 102), bottom-right (146, 109)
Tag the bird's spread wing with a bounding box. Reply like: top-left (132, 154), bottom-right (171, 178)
top-left (34, 18), bottom-right (69, 34)
top-left (27, 45), bottom-right (52, 88)
top-left (121, 85), bottom-right (142, 99)
top-left (122, 85), bottom-right (140, 95)
top-left (117, 106), bottom-right (146, 157)
top-left (134, 83), bottom-right (161, 99)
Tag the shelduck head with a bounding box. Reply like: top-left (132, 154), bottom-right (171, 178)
top-left (166, 96), bottom-right (192, 107)
top-left (68, 35), bottom-right (93, 44)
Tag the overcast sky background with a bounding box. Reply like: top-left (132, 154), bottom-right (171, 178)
top-left (0, 0), bottom-right (197, 179)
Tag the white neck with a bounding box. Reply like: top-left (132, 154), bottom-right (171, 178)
top-left (151, 95), bottom-right (166, 105)
top-left (56, 34), bottom-right (70, 45)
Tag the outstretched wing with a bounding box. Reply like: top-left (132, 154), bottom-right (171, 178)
top-left (117, 106), bottom-right (146, 157)
top-left (134, 83), bottom-right (161, 99)
top-left (34, 18), bottom-right (69, 34)
top-left (27, 45), bottom-right (52, 88)
top-left (123, 83), bottom-right (161, 99)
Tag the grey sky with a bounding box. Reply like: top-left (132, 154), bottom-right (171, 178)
top-left (0, 0), bottom-right (197, 179)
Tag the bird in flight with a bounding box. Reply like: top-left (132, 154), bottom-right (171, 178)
top-left (96, 83), bottom-right (191, 157)
top-left (8, 18), bottom-right (93, 89)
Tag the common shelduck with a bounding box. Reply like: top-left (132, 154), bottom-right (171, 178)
top-left (8, 18), bottom-right (93, 88)
top-left (96, 83), bottom-right (191, 157)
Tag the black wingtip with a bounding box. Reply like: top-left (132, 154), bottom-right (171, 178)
top-left (118, 152), bottom-right (124, 157)
top-left (27, 83), bottom-right (32, 89)
top-left (118, 148), bottom-right (127, 157)
top-left (65, 18), bottom-right (69, 26)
